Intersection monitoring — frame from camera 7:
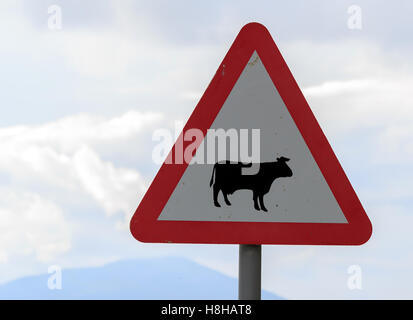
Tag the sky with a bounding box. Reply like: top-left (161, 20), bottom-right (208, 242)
top-left (0, 0), bottom-right (412, 299)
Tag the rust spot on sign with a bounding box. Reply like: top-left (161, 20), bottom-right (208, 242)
top-left (248, 55), bottom-right (259, 66)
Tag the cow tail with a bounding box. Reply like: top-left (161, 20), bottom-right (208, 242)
top-left (209, 164), bottom-right (216, 187)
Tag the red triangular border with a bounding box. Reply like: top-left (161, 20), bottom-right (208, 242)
top-left (130, 23), bottom-right (372, 245)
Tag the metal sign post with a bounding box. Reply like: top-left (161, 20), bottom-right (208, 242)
top-left (238, 244), bottom-right (262, 300)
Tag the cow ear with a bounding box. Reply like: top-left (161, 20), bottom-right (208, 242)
top-left (276, 157), bottom-right (280, 161)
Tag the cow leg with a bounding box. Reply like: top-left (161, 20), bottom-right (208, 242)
top-left (223, 193), bottom-right (231, 206)
top-left (253, 192), bottom-right (260, 211)
top-left (259, 194), bottom-right (268, 212)
top-left (213, 185), bottom-right (221, 207)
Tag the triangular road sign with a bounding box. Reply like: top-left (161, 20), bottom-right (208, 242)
top-left (130, 23), bottom-right (372, 245)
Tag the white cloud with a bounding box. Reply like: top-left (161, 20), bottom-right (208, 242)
top-left (303, 76), bottom-right (413, 132)
top-left (73, 145), bottom-right (147, 228)
top-left (0, 109), bottom-right (167, 280)
top-left (0, 190), bottom-right (71, 263)
top-left (0, 111), bottom-right (163, 226)
top-left (0, 111), bottom-right (162, 153)
top-left (302, 79), bottom-right (375, 97)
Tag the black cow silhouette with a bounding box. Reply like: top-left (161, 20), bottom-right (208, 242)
top-left (209, 157), bottom-right (293, 212)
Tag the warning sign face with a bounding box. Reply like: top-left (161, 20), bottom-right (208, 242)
top-left (130, 23), bottom-right (372, 245)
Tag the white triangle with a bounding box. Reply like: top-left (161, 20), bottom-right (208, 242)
top-left (159, 52), bottom-right (347, 223)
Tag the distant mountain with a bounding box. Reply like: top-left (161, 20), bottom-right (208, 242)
top-left (0, 257), bottom-right (282, 300)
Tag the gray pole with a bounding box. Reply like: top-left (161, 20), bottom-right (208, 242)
top-left (238, 244), bottom-right (262, 300)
